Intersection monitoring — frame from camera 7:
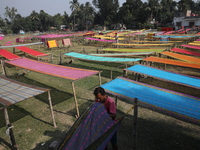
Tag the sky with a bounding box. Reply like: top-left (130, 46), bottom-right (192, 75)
top-left (0, 0), bottom-right (143, 18)
top-left (0, 0), bottom-right (190, 18)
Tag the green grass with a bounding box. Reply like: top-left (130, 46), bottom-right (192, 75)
top-left (0, 34), bottom-right (200, 150)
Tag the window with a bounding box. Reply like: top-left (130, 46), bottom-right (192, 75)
top-left (176, 22), bottom-right (182, 27)
top-left (189, 22), bottom-right (194, 27)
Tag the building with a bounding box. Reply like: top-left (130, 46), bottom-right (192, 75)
top-left (173, 10), bottom-right (200, 31)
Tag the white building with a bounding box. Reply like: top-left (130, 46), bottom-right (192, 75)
top-left (173, 10), bottom-right (200, 31)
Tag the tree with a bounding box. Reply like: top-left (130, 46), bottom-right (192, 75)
top-left (69, 0), bottom-right (80, 30)
top-left (62, 11), bottom-right (69, 26)
top-left (159, 0), bottom-right (177, 26)
top-left (144, 0), bottom-right (160, 22)
top-left (69, 0), bottom-right (80, 12)
top-left (92, 0), bottom-right (119, 27)
top-left (78, 2), bottom-right (96, 30)
top-left (194, 1), bottom-right (200, 14)
top-left (0, 16), bottom-right (5, 27)
top-left (118, 0), bottom-right (146, 29)
top-left (84, 2), bottom-right (95, 21)
top-left (177, 0), bottom-right (191, 12)
top-left (29, 11), bottom-right (41, 31)
top-left (52, 13), bottom-right (63, 30)
top-left (38, 10), bottom-right (51, 31)
top-left (4, 6), bottom-right (18, 23)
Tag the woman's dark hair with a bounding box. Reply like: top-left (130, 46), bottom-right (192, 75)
top-left (93, 87), bottom-right (106, 96)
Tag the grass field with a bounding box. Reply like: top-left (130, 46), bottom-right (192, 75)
top-left (0, 33), bottom-right (200, 150)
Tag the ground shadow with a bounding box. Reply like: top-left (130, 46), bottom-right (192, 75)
top-left (8, 75), bottom-right (74, 105)
top-left (0, 104), bottom-right (54, 128)
top-left (62, 60), bottom-right (128, 79)
top-left (30, 100), bottom-right (200, 150)
top-left (0, 137), bottom-right (13, 149)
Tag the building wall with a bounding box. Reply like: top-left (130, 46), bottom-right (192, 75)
top-left (173, 17), bottom-right (200, 30)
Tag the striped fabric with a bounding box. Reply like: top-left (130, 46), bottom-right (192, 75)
top-left (171, 48), bottom-right (200, 57)
top-left (47, 40), bottom-right (58, 48)
top-left (101, 77), bottom-right (200, 124)
top-left (90, 52), bottom-right (154, 56)
top-left (188, 42), bottom-right (200, 46)
top-left (58, 102), bottom-right (118, 150)
top-left (6, 58), bottom-right (99, 80)
top-left (153, 35), bottom-right (196, 39)
top-left (130, 40), bottom-right (182, 43)
top-left (64, 52), bottom-right (142, 62)
top-left (15, 46), bottom-right (49, 57)
top-left (85, 37), bottom-right (116, 42)
top-left (0, 49), bottom-right (20, 60)
top-left (181, 44), bottom-right (200, 50)
top-left (113, 43), bottom-right (173, 46)
top-left (0, 76), bottom-right (48, 107)
top-left (0, 42), bottom-right (43, 49)
top-left (101, 48), bottom-right (165, 53)
top-left (62, 38), bottom-right (72, 46)
top-left (144, 56), bottom-right (200, 69)
top-left (126, 64), bottom-right (200, 89)
top-left (161, 51), bottom-right (200, 64)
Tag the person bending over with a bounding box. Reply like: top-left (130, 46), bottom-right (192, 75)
top-left (93, 87), bottom-right (118, 150)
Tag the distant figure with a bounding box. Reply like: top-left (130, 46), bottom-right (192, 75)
top-left (115, 33), bottom-right (118, 43)
top-left (93, 87), bottom-right (118, 150)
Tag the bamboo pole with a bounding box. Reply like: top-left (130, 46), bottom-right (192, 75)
top-left (71, 81), bottom-right (80, 118)
top-left (123, 69), bottom-right (127, 77)
top-left (110, 70), bottom-right (113, 80)
top-left (98, 72), bottom-right (102, 85)
top-left (133, 98), bottom-right (138, 150)
top-left (4, 108), bottom-right (18, 150)
top-left (115, 96), bottom-right (118, 107)
top-left (51, 53), bottom-right (53, 63)
top-left (1, 60), bottom-right (7, 77)
top-left (59, 53), bottom-right (62, 65)
top-left (124, 64), bottom-right (128, 77)
top-left (138, 74), bottom-right (141, 81)
top-left (134, 73), bottom-right (138, 81)
top-left (48, 91), bottom-right (57, 128)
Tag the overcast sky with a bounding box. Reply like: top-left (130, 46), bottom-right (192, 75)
top-left (0, 0), bottom-right (147, 18)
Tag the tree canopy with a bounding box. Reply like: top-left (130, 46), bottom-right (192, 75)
top-left (1, 0), bottom-right (200, 34)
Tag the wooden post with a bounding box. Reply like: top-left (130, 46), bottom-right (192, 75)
top-left (1, 60), bottom-right (7, 77)
top-left (51, 53), bottom-right (53, 63)
top-left (138, 74), bottom-right (141, 81)
top-left (133, 98), bottom-right (138, 150)
top-left (71, 81), bottom-right (80, 118)
top-left (132, 72), bottom-right (135, 80)
top-left (115, 96), bottom-right (118, 107)
top-left (123, 69), bottom-right (127, 77)
top-left (134, 73), bottom-right (138, 81)
top-left (150, 62), bottom-right (153, 67)
top-left (125, 64), bottom-right (128, 77)
top-left (98, 72), bottom-right (102, 85)
top-left (110, 70), bottom-right (113, 80)
top-left (158, 63), bottom-right (160, 68)
top-left (59, 53), bottom-right (62, 65)
top-left (13, 47), bottom-right (15, 54)
top-left (47, 91), bottom-right (57, 128)
top-left (4, 108), bottom-right (18, 150)
top-left (82, 47), bottom-right (85, 53)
